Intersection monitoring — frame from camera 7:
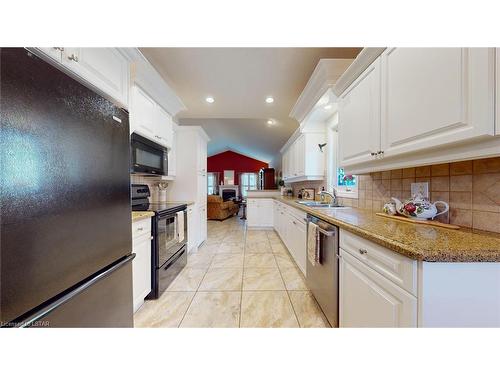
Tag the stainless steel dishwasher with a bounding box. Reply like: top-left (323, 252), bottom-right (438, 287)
top-left (306, 214), bottom-right (339, 327)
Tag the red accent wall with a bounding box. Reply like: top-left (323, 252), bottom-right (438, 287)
top-left (207, 151), bottom-right (268, 186)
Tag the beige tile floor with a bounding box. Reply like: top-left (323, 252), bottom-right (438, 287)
top-left (134, 215), bottom-right (330, 328)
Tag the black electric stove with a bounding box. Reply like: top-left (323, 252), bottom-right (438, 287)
top-left (131, 184), bottom-right (187, 299)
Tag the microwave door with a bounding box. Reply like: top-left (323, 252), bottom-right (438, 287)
top-left (131, 133), bottom-right (167, 175)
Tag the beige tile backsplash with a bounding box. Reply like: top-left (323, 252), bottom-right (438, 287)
top-left (291, 157), bottom-right (500, 234)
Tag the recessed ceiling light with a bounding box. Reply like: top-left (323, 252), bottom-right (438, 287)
top-left (267, 119), bottom-right (274, 125)
top-left (324, 104), bottom-right (332, 110)
top-left (265, 97), bottom-right (274, 104)
top-left (205, 96), bottom-right (215, 103)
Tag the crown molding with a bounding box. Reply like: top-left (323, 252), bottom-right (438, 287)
top-left (119, 48), bottom-right (187, 117)
top-left (289, 58), bottom-right (354, 123)
top-left (332, 48), bottom-right (387, 96)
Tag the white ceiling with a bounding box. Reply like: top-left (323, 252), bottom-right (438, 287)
top-left (140, 48), bottom-right (360, 164)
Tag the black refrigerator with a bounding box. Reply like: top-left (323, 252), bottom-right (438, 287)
top-left (0, 48), bottom-right (134, 327)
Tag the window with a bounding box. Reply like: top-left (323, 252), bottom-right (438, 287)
top-left (207, 172), bottom-right (218, 195)
top-left (337, 168), bottom-right (357, 188)
top-left (326, 113), bottom-right (358, 198)
top-left (240, 173), bottom-right (257, 198)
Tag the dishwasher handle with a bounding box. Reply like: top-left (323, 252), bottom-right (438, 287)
top-left (305, 216), bottom-right (337, 236)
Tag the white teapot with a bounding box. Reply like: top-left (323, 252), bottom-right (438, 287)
top-left (391, 194), bottom-right (449, 220)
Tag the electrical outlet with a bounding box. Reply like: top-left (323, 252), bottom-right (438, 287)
top-left (411, 182), bottom-right (429, 199)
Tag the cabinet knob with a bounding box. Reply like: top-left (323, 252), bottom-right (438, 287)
top-left (370, 152), bottom-right (377, 156)
top-left (67, 53), bottom-right (79, 62)
top-left (377, 150), bottom-right (384, 155)
top-left (359, 248), bottom-right (368, 255)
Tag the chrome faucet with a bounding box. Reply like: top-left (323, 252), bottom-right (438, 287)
top-left (320, 189), bottom-right (338, 205)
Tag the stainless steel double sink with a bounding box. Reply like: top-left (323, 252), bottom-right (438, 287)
top-left (296, 200), bottom-right (346, 209)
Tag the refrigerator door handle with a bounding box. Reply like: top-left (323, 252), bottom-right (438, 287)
top-left (13, 254), bottom-right (135, 328)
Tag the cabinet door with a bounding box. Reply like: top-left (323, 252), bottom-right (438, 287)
top-left (130, 85), bottom-right (157, 140)
top-left (273, 202), bottom-right (279, 230)
top-left (290, 218), bottom-right (306, 274)
top-left (247, 199), bottom-right (259, 227)
top-left (197, 173), bottom-right (207, 205)
top-left (197, 138), bottom-right (207, 174)
top-left (339, 250), bottom-right (417, 327)
top-left (338, 58), bottom-right (381, 167)
top-left (187, 206), bottom-right (196, 251)
top-left (260, 199), bottom-right (274, 227)
top-left (155, 105), bottom-right (173, 148)
top-left (199, 205), bottom-right (207, 246)
top-left (282, 152), bottom-right (288, 180)
top-left (295, 135), bottom-right (306, 176)
top-left (380, 48), bottom-right (495, 156)
top-left (62, 48), bottom-right (129, 107)
top-left (168, 127), bottom-right (177, 177)
top-left (132, 236), bottom-right (152, 312)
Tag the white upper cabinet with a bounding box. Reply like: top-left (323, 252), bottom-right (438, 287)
top-left (338, 57), bottom-right (381, 167)
top-left (62, 48), bottom-right (129, 107)
top-left (155, 105), bottom-right (173, 148)
top-left (197, 136), bottom-right (207, 174)
top-left (35, 47), bottom-right (130, 108)
top-left (168, 122), bottom-right (178, 178)
top-left (130, 85), bottom-right (156, 139)
top-left (130, 84), bottom-right (173, 149)
top-left (282, 132), bottom-right (326, 183)
top-left (336, 48), bottom-right (498, 173)
top-left (380, 48), bottom-right (495, 157)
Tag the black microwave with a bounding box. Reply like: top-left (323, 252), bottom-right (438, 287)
top-left (131, 133), bottom-right (168, 176)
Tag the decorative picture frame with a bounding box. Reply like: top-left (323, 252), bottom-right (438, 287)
top-left (302, 188), bottom-right (315, 200)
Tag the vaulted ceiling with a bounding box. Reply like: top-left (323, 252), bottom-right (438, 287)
top-left (140, 48), bottom-right (361, 164)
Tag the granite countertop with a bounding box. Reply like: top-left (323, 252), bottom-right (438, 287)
top-left (132, 211), bottom-right (155, 222)
top-left (275, 196), bottom-right (500, 262)
top-left (247, 189), bottom-right (280, 192)
top-left (151, 201), bottom-right (195, 206)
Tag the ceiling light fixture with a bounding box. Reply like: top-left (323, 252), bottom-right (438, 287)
top-left (265, 97), bottom-right (274, 104)
top-left (267, 119), bottom-right (274, 125)
top-left (205, 96), bottom-right (215, 103)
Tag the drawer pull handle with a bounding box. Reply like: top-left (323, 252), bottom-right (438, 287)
top-left (359, 248), bottom-right (368, 255)
top-left (137, 227), bottom-right (144, 231)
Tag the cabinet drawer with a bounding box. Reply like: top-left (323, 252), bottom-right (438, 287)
top-left (132, 218), bottom-right (152, 240)
top-left (340, 230), bottom-right (417, 295)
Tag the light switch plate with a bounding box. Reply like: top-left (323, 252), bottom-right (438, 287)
top-left (411, 182), bottom-right (429, 199)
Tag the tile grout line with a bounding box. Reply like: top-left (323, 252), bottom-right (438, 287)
top-left (177, 241), bottom-right (214, 327)
top-left (269, 229), bottom-right (302, 328)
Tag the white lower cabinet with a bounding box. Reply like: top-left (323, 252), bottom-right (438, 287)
top-left (339, 250), bottom-right (417, 327)
top-left (187, 205), bottom-right (196, 252)
top-left (132, 218), bottom-right (152, 313)
top-left (338, 229), bottom-right (500, 327)
top-left (187, 203), bottom-right (206, 251)
top-left (247, 199), bottom-right (274, 228)
top-left (286, 213), bottom-right (307, 274)
top-left (199, 204), bottom-right (207, 246)
top-left (270, 200), bottom-right (307, 275)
